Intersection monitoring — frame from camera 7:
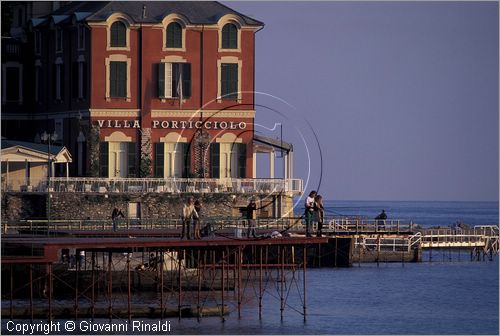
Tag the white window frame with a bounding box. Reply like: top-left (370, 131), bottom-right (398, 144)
top-left (217, 15), bottom-right (243, 53)
top-left (54, 119), bottom-right (63, 145)
top-left (2, 62), bottom-right (23, 104)
top-left (159, 56), bottom-right (187, 101)
top-left (217, 56), bottom-right (242, 102)
top-left (34, 30), bottom-right (42, 55)
top-left (106, 14), bottom-right (131, 51)
top-left (77, 24), bottom-right (85, 51)
top-left (77, 55), bottom-right (85, 100)
top-left (55, 28), bottom-right (63, 53)
top-left (34, 60), bottom-right (41, 103)
top-left (105, 54), bottom-right (131, 101)
top-left (55, 57), bottom-right (63, 101)
top-left (161, 14), bottom-right (187, 52)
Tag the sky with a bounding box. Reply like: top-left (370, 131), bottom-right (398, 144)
top-left (227, 1), bottom-right (499, 202)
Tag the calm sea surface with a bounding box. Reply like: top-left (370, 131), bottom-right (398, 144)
top-left (2, 201), bottom-right (499, 335)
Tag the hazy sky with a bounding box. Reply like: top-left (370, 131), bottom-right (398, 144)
top-left (228, 1), bottom-right (499, 202)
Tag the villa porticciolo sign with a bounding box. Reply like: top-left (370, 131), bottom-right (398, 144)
top-left (96, 119), bottom-right (247, 130)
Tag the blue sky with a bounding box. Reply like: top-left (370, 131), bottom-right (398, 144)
top-left (227, 1), bottom-right (499, 201)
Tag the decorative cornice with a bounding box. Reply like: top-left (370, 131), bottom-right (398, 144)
top-left (89, 109), bottom-right (140, 117)
top-left (150, 110), bottom-right (255, 119)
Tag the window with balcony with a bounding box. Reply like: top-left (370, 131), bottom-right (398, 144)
top-left (158, 62), bottom-right (191, 99)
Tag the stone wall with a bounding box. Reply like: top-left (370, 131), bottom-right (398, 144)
top-left (1, 192), bottom-right (295, 222)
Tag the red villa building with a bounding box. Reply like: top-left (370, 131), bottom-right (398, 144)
top-left (1, 1), bottom-right (302, 221)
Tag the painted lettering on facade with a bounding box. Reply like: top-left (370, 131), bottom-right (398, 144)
top-left (95, 120), bottom-right (247, 130)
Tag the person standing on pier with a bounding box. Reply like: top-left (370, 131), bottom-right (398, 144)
top-left (246, 197), bottom-right (258, 238)
top-left (315, 195), bottom-right (325, 237)
top-left (193, 199), bottom-right (202, 240)
top-left (181, 197), bottom-right (199, 240)
top-left (304, 191), bottom-right (317, 237)
top-left (375, 209), bottom-right (387, 229)
top-left (111, 207), bottom-right (125, 231)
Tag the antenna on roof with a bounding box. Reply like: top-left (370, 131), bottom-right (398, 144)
top-left (142, 5), bottom-right (147, 19)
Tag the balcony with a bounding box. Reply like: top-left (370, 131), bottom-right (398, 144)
top-left (1, 177), bottom-right (304, 195)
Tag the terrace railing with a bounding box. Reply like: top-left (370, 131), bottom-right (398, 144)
top-left (2, 177), bottom-right (304, 195)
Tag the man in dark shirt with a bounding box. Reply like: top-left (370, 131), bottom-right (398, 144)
top-left (246, 198), bottom-right (258, 238)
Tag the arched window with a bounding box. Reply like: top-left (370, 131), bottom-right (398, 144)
top-left (221, 23), bottom-right (237, 49)
top-left (110, 21), bottom-right (126, 47)
top-left (166, 22), bottom-right (182, 48)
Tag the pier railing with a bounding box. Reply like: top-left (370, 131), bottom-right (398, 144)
top-left (2, 216), bottom-right (417, 236)
top-left (2, 177), bottom-right (304, 195)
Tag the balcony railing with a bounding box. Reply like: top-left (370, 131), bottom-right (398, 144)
top-left (2, 177), bottom-right (304, 195)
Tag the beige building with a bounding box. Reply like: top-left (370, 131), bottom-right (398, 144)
top-left (1, 139), bottom-right (72, 192)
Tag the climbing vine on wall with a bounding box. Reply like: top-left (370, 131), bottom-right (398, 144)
top-left (89, 124), bottom-right (100, 177)
top-left (140, 128), bottom-right (153, 177)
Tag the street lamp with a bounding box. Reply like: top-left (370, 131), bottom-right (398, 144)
top-left (41, 131), bottom-right (57, 229)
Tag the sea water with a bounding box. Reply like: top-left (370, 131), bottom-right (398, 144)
top-left (2, 201), bottom-right (499, 335)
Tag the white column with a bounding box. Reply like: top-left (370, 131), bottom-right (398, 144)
top-left (66, 162), bottom-right (69, 178)
top-left (51, 161), bottom-right (55, 178)
top-left (288, 151), bottom-right (293, 178)
top-left (25, 159), bottom-right (29, 185)
top-left (283, 152), bottom-right (289, 179)
top-left (252, 151), bottom-right (257, 178)
top-left (77, 131), bottom-right (86, 176)
top-left (269, 150), bottom-right (275, 178)
top-left (6, 160), bottom-right (9, 189)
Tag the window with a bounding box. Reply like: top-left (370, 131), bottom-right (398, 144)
top-left (34, 31), bottom-right (41, 55)
top-left (77, 25), bottom-right (85, 50)
top-left (110, 21), bottom-right (126, 47)
top-left (220, 63), bottom-right (238, 100)
top-left (53, 59), bottom-right (64, 101)
top-left (6, 67), bottom-right (20, 101)
top-left (166, 22), bottom-right (182, 48)
top-left (110, 61), bottom-right (127, 98)
top-left (2, 63), bottom-right (23, 104)
top-left (154, 142), bottom-right (190, 178)
top-left (158, 63), bottom-right (191, 99)
top-left (35, 63), bottom-right (41, 102)
top-left (221, 23), bottom-right (238, 49)
top-left (72, 58), bottom-right (87, 100)
top-left (54, 119), bottom-right (63, 145)
top-left (55, 28), bottom-right (63, 52)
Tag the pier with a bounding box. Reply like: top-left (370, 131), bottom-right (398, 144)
top-left (2, 217), bottom-right (498, 321)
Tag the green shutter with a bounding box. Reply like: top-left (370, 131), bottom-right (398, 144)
top-left (221, 63), bottom-right (238, 100)
top-left (182, 63), bottom-right (191, 98)
top-left (127, 142), bottom-right (136, 177)
top-left (154, 143), bottom-right (164, 177)
top-left (158, 63), bottom-right (165, 98)
top-left (182, 143), bottom-right (191, 177)
top-left (210, 143), bottom-right (220, 178)
top-left (237, 143), bottom-right (247, 178)
top-left (110, 62), bottom-right (117, 97)
top-left (110, 61), bottom-right (126, 98)
top-left (99, 142), bottom-right (109, 177)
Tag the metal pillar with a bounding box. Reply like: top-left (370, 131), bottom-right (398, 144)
top-left (221, 249), bottom-right (225, 322)
top-left (29, 265), bottom-right (34, 322)
top-left (160, 250), bottom-right (164, 320)
top-left (259, 246), bottom-right (263, 320)
top-left (127, 252), bottom-right (131, 323)
top-left (178, 249), bottom-right (182, 320)
top-left (108, 252), bottom-right (112, 321)
top-left (91, 252), bottom-right (95, 319)
top-left (48, 263), bottom-right (53, 321)
top-left (303, 245), bottom-right (307, 322)
top-left (280, 246), bottom-right (285, 321)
